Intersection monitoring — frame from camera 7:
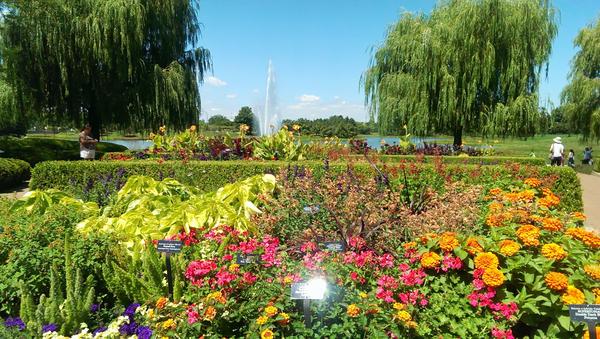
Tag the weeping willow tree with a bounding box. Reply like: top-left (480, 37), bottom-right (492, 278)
top-left (364, 0), bottom-right (557, 146)
top-left (0, 0), bottom-right (211, 139)
top-left (561, 17), bottom-right (600, 141)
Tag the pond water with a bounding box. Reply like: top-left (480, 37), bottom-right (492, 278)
top-left (108, 139), bottom-right (152, 150)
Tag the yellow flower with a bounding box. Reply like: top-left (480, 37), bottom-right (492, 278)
top-left (283, 276), bottom-right (293, 284)
top-left (148, 132), bottom-right (156, 139)
top-left (474, 252), bottom-right (499, 270)
top-left (189, 124), bottom-right (197, 132)
top-left (393, 303), bottom-right (406, 310)
top-left (571, 212), bottom-right (587, 221)
top-left (256, 315), bottom-right (268, 325)
top-left (161, 318), bottom-right (176, 330)
top-left (159, 125), bottom-right (166, 134)
top-left (562, 285), bottom-right (586, 305)
top-left (420, 252), bottom-right (441, 269)
top-left (482, 268), bottom-right (505, 287)
top-left (584, 264), bottom-right (600, 281)
top-left (541, 243), bottom-right (567, 261)
top-left (541, 217), bottom-right (563, 231)
top-left (239, 124), bottom-right (250, 132)
top-left (155, 297), bottom-right (168, 309)
top-left (228, 263), bottom-right (240, 272)
top-left (292, 124), bottom-right (301, 131)
top-left (465, 237), bottom-right (484, 255)
top-left (261, 328), bottom-right (275, 339)
top-left (278, 312), bottom-right (290, 325)
top-left (264, 305), bottom-right (278, 317)
top-left (359, 292), bottom-right (368, 299)
top-left (346, 304), bottom-right (360, 317)
top-left (147, 309), bottom-right (154, 319)
top-left (396, 310), bottom-right (412, 322)
top-left (498, 240), bottom-right (520, 257)
top-left (545, 272), bottom-right (568, 291)
top-left (438, 232), bottom-right (459, 252)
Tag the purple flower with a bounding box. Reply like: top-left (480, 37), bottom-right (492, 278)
top-left (42, 323), bottom-right (58, 333)
top-left (93, 326), bottom-right (107, 335)
top-left (4, 317), bottom-right (25, 331)
top-left (123, 303), bottom-right (140, 318)
top-left (136, 326), bottom-right (153, 339)
top-left (119, 321), bottom-right (138, 335)
top-left (90, 303), bottom-right (100, 313)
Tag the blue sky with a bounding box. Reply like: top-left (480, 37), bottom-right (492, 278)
top-left (197, 0), bottom-right (599, 122)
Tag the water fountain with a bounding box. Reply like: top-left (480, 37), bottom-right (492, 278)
top-left (255, 59), bottom-right (280, 136)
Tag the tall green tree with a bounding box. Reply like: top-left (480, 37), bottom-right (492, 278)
top-left (561, 17), bottom-right (600, 140)
top-left (234, 106), bottom-right (255, 134)
top-left (364, 0), bottom-right (557, 145)
top-left (0, 0), bottom-right (211, 139)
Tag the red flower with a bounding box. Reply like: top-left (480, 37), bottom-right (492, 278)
top-left (185, 260), bottom-right (217, 286)
top-left (378, 254), bottom-right (395, 268)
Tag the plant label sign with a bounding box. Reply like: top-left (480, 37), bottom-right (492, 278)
top-left (569, 305), bottom-right (600, 339)
top-left (236, 253), bottom-right (259, 265)
top-left (321, 241), bottom-right (345, 252)
top-left (157, 240), bottom-right (183, 254)
top-left (291, 278), bottom-right (327, 300)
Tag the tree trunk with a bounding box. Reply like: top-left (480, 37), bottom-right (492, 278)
top-left (88, 99), bottom-right (102, 141)
top-left (453, 126), bottom-right (463, 147)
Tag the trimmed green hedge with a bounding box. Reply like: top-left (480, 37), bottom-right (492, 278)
top-left (31, 160), bottom-right (582, 211)
top-left (0, 158), bottom-right (31, 189)
top-left (0, 136), bottom-right (127, 165)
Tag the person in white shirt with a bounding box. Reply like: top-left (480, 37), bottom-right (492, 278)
top-left (549, 137), bottom-right (564, 166)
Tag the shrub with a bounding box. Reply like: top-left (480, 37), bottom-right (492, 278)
top-left (0, 158), bottom-right (30, 189)
top-left (30, 160), bottom-right (582, 211)
top-left (0, 137), bottom-right (126, 165)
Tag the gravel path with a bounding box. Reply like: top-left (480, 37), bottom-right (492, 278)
top-left (578, 172), bottom-right (600, 232)
top-left (0, 181), bottom-right (30, 199)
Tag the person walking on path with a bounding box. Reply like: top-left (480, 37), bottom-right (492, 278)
top-left (568, 149), bottom-right (575, 168)
top-left (549, 137), bottom-right (564, 166)
top-left (582, 147), bottom-right (593, 165)
top-left (79, 123), bottom-right (98, 160)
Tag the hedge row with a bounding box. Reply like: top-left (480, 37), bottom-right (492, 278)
top-left (0, 158), bottom-right (31, 189)
top-left (0, 137), bottom-right (127, 165)
top-left (31, 160), bottom-right (582, 211)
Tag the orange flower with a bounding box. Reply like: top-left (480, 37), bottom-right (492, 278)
top-left (261, 329), bottom-right (274, 339)
top-left (565, 228), bottom-right (600, 249)
top-left (516, 224), bottom-right (541, 246)
top-left (541, 217), bottom-right (563, 231)
top-left (346, 304), bottom-right (360, 317)
top-left (503, 192), bottom-right (521, 203)
top-left (498, 240), bottom-right (520, 257)
top-left (465, 237), bottom-right (484, 255)
top-left (278, 312), bottom-right (290, 326)
top-left (403, 241), bottom-right (417, 250)
top-left (583, 264), bottom-right (600, 281)
top-left (155, 297), bottom-right (168, 309)
top-left (538, 191), bottom-right (560, 209)
top-left (256, 315), bottom-right (268, 325)
top-left (486, 212), bottom-right (512, 227)
top-left (419, 233), bottom-right (438, 244)
top-left (518, 190), bottom-right (536, 202)
top-left (204, 306), bottom-right (217, 321)
top-left (541, 243), bottom-right (567, 261)
top-left (489, 188), bottom-right (503, 196)
top-left (474, 252), bottom-right (499, 270)
top-left (544, 272), bottom-right (568, 291)
top-left (438, 232), bottom-right (459, 252)
top-left (420, 252), bottom-right (441, 269)
top-left (488, 201), bottom-right (503, 212)
top-left (571, 212), bottom-right (587, 221)
top-left (561, 285), bottom-right (586, 305)
top-left (482, 268), bottom-right (505, 287)
top-left (395, 310), bottom-right (412, 322)
top-left (524, 178), bottom-right (542, 187)
top-left (584, 326), bottom-right (600, 339)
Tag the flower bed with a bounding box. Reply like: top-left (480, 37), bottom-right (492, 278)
top-left (2, 164), bottom-right (596, 338)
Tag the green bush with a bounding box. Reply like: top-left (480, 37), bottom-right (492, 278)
top-left (0, 136), bottom-right (127, 165)
top-left (30, 160), bottom-right (582, 211)
top-left (0, 158), bottom-right (31, 189)
top-left (0, 199), bottom-right (116, 316)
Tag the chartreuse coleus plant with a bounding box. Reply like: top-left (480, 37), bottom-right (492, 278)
top-left (253, 126), bottom-right (307, 161)
top-left (75, 174), bottom-right (276, 256)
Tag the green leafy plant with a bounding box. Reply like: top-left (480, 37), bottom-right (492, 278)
top-left (253, 127), bottom-right (307, 161)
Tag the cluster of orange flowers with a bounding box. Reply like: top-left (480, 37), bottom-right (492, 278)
top-left (565, 227), bottom-right (600, 249)
top-left (420, 252), bottom-right (441, 269)
top-left (474, 252), bottom-right (505, 287)
top-left (540, 243), bottom-right (567, 261)
top-left (524, 178), bottom-right (542, 188)
top-left (538, 188), bottom-right (560, 209)
top-left (347, 304), bottom-right (360, 317)
top-left (541, 217), bottom-right (563, 231)
top-left (438, 232), bottom-right (459, 252)
top-left (516, 224), bottom-right (541, 247)
top-left (498, 240), bottom-right (520, 257)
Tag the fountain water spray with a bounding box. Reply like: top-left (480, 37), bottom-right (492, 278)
top-left (256, 59), bottom-right (280, 136)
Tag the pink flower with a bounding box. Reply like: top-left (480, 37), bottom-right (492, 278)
top-left (242, 272), bottom-right (257, 284)
top-left (350, 272), bottom-right (359, 281)
top-left (441, 255), bottom-right (463, 272)
top-left (378, 254), bottom-right (395, 268)
top-left (348, 236), bottom-right (366, 250)
top-left (354, 251), bottom-right (375, 267)
top-left (377, 275), bottom-right (398, 290)
top-left (185, 260), bottom-right (217, 286)
top-left (187, 307), bottom-right (199, 324)
top-left (398, 263), bottom-right (410, 271)
top-left (491, 328), bottom-right (514, 339)
top-left (222, 254), bottom-right (233, 262)
top-left (301, 241), bottom-right (318, 253)
top-left (400, 269), bottom-right (426, 286)
top-left (398, 290), bottom-right (428, 306)
top-left (376, 287), bottom-right (395, 303)
top-left (237, 239), bottom-right (259, 254)
top-left (215, 268), bottom-right (237, 286)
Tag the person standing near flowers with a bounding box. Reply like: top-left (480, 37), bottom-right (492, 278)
top-left (549, 137), bottom-right (564, 166)
top-left (79, 123), bottom-right (98, 160)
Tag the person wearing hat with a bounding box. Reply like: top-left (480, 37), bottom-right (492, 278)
top-left (549, 137), bottom-right (564, 166)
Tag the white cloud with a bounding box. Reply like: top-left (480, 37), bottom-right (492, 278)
top-left (285, 99), bottom-right (367, 121)
top-left (226, 94), bottom-right (237, 99)
top-left (205, 76), bottom-right (227, 87)
top-left (298, 94), bottom-right (320, 103)
top-left (333, 96), bottom-right (340, 100)
top-left (252, 88), bottom-right (260, 94)
top-left (209, 108), bottom-right (221, 112)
